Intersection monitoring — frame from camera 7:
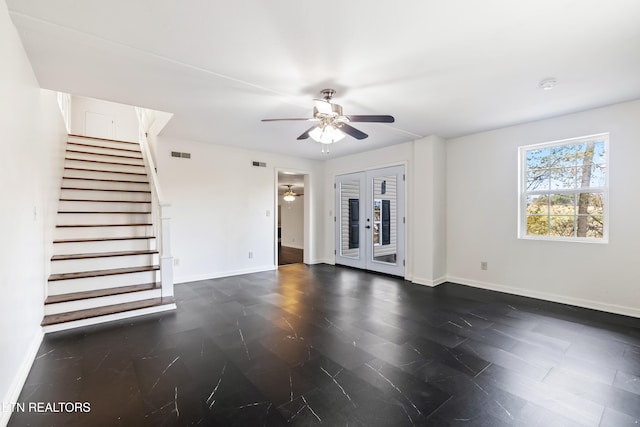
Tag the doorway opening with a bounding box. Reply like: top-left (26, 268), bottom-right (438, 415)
top-left (277, 170), bottom-right (307, 266)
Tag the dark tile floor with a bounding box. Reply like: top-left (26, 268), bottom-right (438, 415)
top-left (278, 246), bottom-right (303, 266)
top-left (10, 264), bottom-right (640, 426)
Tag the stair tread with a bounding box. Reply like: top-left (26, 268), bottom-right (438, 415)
top-left (41, 296), bottom-right (174, 326)
top-left (52, 250), bottom-right (158, 261)
top-left (68, 134), bottom-right (140, 145)
top-left (45, 282), bottom-right (160, 304)
top-left (65, 167), bottom-right (146, 176)
top-left (67, 141), bottom-right (142, 154)
top-left (48, 265), bottom-right (160, 281)
top-left (56, 223), bottom-right (152, 228)
top-left (65, 157), bottom-right (145, 167)
top-left (54, 236), bottom-right (155, 243)
top-left (59, 199), bottom-right (151, 204)
top-left (61, 187), bottom-right (151, 193)
top-left (67, 149), bottom-right (143, 160)
top-left (63, 176), bottom-right (149, 184)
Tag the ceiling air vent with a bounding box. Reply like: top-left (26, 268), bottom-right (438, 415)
top-left (252, 161), bottom-right (267, 167)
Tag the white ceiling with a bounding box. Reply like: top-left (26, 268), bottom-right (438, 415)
top-left (8, 1), bottom-right (640, 160)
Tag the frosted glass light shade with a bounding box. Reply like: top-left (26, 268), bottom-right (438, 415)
top-left (309, 125), bottom-right (345, 144)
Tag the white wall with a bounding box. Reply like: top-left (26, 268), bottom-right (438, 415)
top-left (156, 137), bottom-right (323, 283)
top-left (280, 196), bottom-right (304, 249)
top-left (0, 2), bottom-right (68, 424)
top-left (70, 95), bottom-right (139, 142)
top-left (139, 107), bottom-right (174, 166)
top-left (410, 136), bottom-right (447, 285)
top-left (446, 99), bottom-right (640, 317)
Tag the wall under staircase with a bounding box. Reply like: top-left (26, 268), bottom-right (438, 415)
top-left (42, 134), bottom-right (175, 332)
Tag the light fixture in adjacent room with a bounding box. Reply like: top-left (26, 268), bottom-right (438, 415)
top-left (283, 185), bottom-right (296, 202)
top-left (539, 78), bottom-right (557, 91)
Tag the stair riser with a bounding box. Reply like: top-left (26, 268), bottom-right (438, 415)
top-left (44, 288), bottom-right (162, 315)
top-left (67, 144), bottom-right (141, 158)
top-left (65, 159), bottom-right (146, 174)
top-left (43, 137), bottom-right (166, 330)
top-left (50, 254), bottom-right (158, 275)
top-left (64, 169), bottom-right (147, 182)
top-left (61, 178), bottom-right (150, 192)
top-left (52, 239), bottom-right (156, 255)
top-left (60, 189), bottom-right (151, 202)
top-left (57, 213), bottom-right (151, 226)
top-left (66, 151), bottom-right (144, 166)
top-left (58, 200), bottom-right (152, 212)
top-left (68, 136), bottom-right (140, 151)
top-left (55, 225), bottom-right (153, 240)
top-left (48, 270), bottom-right (159, 295)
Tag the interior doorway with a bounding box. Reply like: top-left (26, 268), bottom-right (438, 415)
top-left (277, 171), bottom-right (307, 266)
top-left (335, 165), bottom-right (405, 276)
top-left (84, 111), bottom-right (114, 139)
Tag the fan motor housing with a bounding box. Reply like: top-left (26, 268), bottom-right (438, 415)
top-left (313, 103), bottom-right (343, 118)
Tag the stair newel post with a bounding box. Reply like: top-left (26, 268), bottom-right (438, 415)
top-left (159, 202), bottom-right (174, 298)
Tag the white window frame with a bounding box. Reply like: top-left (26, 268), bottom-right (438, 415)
top-left (518, 133), bottom-right (609, 243)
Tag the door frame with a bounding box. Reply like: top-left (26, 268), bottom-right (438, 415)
top-left (274, 168), bottom-right (311, 266)
top-left (334, 163), bottom-right (407, 277)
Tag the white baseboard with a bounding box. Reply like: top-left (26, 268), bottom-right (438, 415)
top-left (447, 276), bottom-right (640, 319)
top-left (1, 329), bottom-right (44, 427)
top-left (411, 276), bottom-right (447, 287)
top-left (175, 265), bottom-right (277, 284)
top-left (281, 244), bottom-right (304, 250)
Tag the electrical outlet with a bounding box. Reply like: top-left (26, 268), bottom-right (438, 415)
top-left (174, 258), bottom-right (180, 266)
top-left (480, 261), bottom-right (488, 271)
top-left (249, 251), bottom-right (253, 259)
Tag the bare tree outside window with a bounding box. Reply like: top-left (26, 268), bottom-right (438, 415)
top-left (520, 134), bottom-right (608, 241)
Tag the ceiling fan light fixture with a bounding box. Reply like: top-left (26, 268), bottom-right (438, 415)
top-left (261, 89), bottom-right (393, 150)
top-left (309, 124), bottom-right (346, 144)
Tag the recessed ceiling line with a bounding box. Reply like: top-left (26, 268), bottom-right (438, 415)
top-left (9, 11), bottom-right (303, 104)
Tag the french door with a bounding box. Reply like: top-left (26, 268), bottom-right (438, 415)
top-left (335, 165), bottom-right (405, 276)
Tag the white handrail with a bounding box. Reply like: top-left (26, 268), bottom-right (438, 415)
top-left (135, 107), bottom-right (174, 298)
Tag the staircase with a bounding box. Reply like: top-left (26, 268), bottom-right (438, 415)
top-left (42, 134), bottom-right (175, 332)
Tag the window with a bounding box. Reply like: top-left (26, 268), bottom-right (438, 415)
top-left (519, 133), bottom-right (608, 242)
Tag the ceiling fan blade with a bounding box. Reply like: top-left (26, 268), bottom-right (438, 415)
top-left (296, 125), bottom-right (319, 140)
top-left (340, 123), bottom-right (368, 140)
top-left (313, 99), bottom-right (333, 115)
top-left (345, 115), bottom-right (395, 123)
top-left (262, 118), bottom-right (319, 122)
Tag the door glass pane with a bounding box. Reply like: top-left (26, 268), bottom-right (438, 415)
top-left (340, 180), bottom-right (360, 258)
top-left (372, 175), bottom-right (397, 264)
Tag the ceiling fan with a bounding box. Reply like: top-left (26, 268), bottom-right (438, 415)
top-left (262, 89), bottom-right (395, 149)
top-left (282, 185), bottom-right (303, 202)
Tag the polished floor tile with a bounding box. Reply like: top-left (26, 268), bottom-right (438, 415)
top-left (9, 264), bottom-right (640, 426)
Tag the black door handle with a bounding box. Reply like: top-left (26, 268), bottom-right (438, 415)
top-left (365, 225), bottom-right (371, 229)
